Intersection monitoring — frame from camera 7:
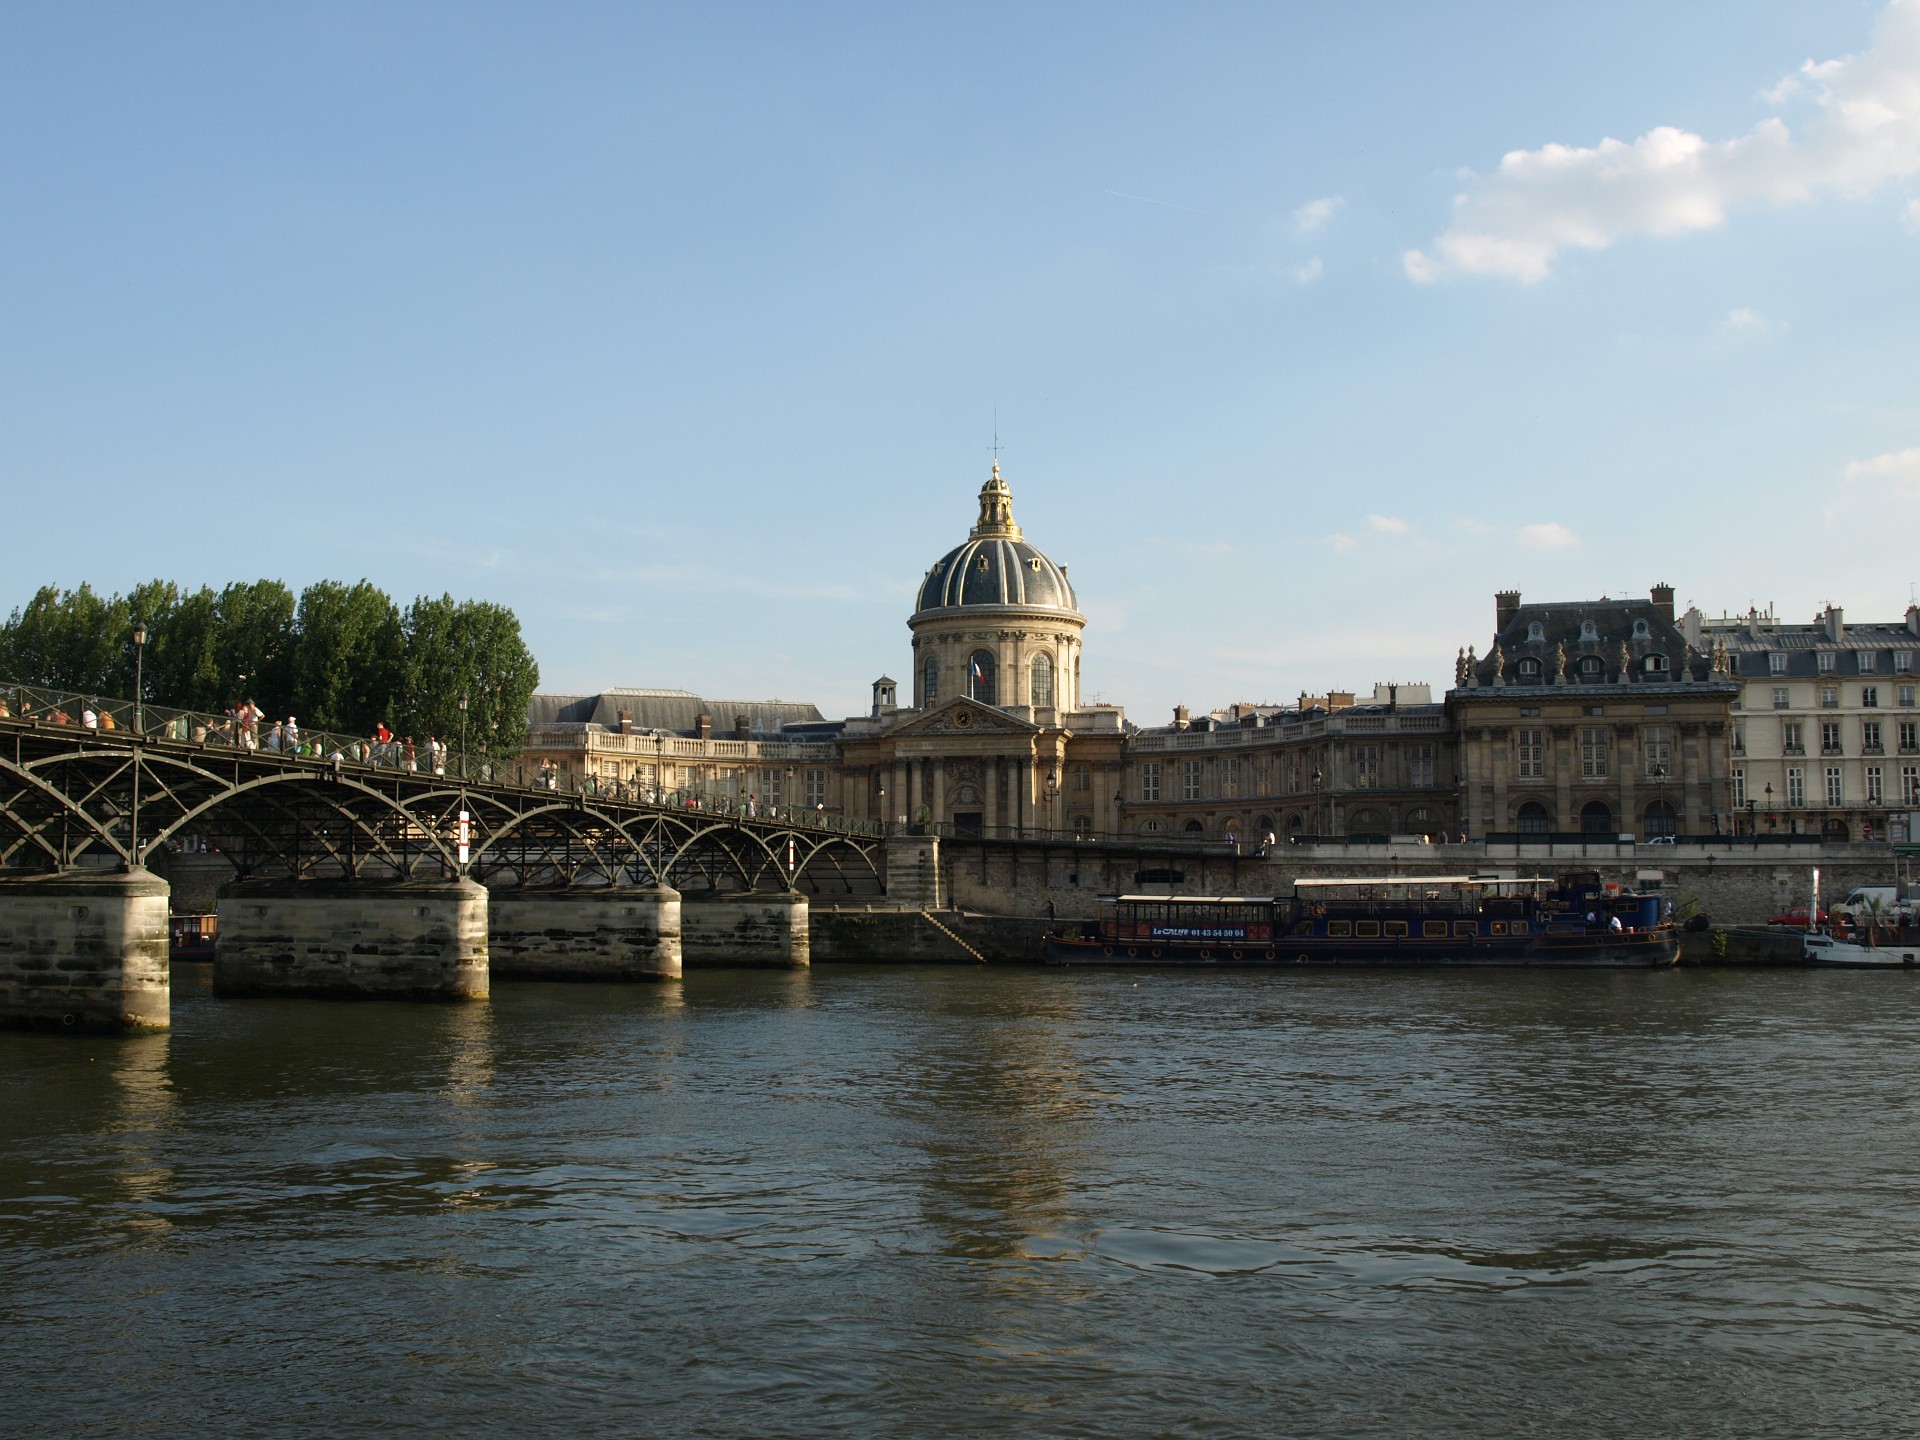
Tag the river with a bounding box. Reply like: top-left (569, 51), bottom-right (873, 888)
top-left (3, 964), bottom-right (1916, 1437)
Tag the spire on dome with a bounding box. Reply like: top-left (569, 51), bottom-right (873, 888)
top-left (970, 461), bottom-right (1022, 541)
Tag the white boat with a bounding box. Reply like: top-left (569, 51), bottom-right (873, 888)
top-left (1802, 932), bottom-right (1920, 968)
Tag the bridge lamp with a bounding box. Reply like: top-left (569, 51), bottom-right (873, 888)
top-left (131, 623), bottom-right (147, 734)
top-left (458, 692), bottom-right (469, 780)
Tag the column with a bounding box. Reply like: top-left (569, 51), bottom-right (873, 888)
top-left (0, 868), bottom-right (170, 1033)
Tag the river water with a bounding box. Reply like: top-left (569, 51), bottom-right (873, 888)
top-left (3, 964), bottom-right (1916, 1437)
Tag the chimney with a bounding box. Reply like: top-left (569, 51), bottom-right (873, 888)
top-left (616, 709), bottom-right (633, 735)
top-left (1650, 583), bottom-right (1675, 623)
top-left (695, 712), bottom-right (712, 740)
top-left (1824, 605), bottom-right (1845, 642)
top-left (1495, 590), bottom-right (1522, 632)
top-left (734, 715), bottom-right (751, 741)
top-left (1173, 704), bottom-right (1190, 731)
top-left (1907, 604), bottom-right (1920, 637)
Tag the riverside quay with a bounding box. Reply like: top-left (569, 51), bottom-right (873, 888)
top-left (0, 677), bottom-right (1905, 1033)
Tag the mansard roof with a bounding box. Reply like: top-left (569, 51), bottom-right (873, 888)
top-left (526, 689), bottom-right (825, 736)
top-left (1456, 590), bottom-right (1726, 691)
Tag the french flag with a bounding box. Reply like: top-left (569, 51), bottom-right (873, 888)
top-left (971, 656), bottom-right (987, 683)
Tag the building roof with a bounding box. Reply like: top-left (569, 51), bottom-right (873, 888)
top-left (1690, 605), bottom-right (1920, 680)
top-left (526, 691), bottom-right (825, 735)
top-left (914, 463), bottom-right (1079, 617)
top-left (1455, 587), bottom-right (1727, 690)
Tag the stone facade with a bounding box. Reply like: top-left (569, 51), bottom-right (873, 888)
top-left (1450, 585), bottom-right (1737, 839)
top-left (1681, 603), bottom-right (1920, 841)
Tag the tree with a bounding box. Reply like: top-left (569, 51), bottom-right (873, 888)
top-left (396, 594), bottom-right (540, 766)
top-left (0, 583), bottom-right (133, 693)
top-left (291, 580), bottom-right (403, 735)
top-left (211, 581), bottom-right (296, 716)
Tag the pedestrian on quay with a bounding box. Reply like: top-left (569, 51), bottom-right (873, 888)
top-left (403, 737), bottom-right (417, 771)
top-left (241, 701), bottom-right (259, 750)
top-left (284, 716), bottom-right (299, 751)
top-left (81, 704), bottom-right (98, 729)
top-left (429, 736), bottom-right (445, 776)
top-left (264, 721), bottom-right (283, 751)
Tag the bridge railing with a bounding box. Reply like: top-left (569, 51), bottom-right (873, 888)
top-left (0, 678), bottom-right (887, 838)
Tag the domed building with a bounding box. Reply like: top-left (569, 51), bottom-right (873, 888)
top-left (909, 462), bottom-right (1084, 713)
top-left (836, 463), bottom-right (1126, 840)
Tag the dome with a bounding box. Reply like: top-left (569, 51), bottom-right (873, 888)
top-left (914, 464), bottom-right (1080, 616)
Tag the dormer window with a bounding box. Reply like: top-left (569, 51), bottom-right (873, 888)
top-left (1517, 657), bottom-right (1542, 682)
top-left (1644, 654), bottom-right (1669, 675)
top-left (1580, 620), bottom-right (1598, 640)
top-left (1527, 621), bottom-right (1545, 642)
top-left (1577, 656), bottom-right (1604, 681)
top-left (1632, 619), bottom-right (1651, 639)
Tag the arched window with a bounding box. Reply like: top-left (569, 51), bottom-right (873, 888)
top-left (1577, 656), bottom-right (1604, 681)
top-left (1580, 800), bottom-right (1615, 836)
top-left (1030, 652), bottom-right (1054, 708)
top-left (1632, 619), bottom-right (1651, 638)
top-left (923, 654), bottom-right (938, 704)
top-left (1284, 812), bottom-right (1304, 835)
top-left (1581, 620), bottom-right (1598, 640)
top-left (1527, 621), bottom-right (1545, 641)
top-left (1643, 654), bottom-right (1669, 675)
top-left (1183, 819), bottom-right (1205, 834)
top-left (1517, 657), bottom-right (1542, 683)
top-left (968, 650), bottom-right (996, 705)
top-left (1643, 799), bottom-right (1676, 840)
top-left (1517, 801), bottom-right (1551, 835)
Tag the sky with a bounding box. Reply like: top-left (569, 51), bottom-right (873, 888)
top-left (4, 1), bottom-right (1918, 724)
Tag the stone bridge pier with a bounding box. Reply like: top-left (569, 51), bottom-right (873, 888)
top-left (488, 885), bottom-right (682, 981)
top-left (0, 868), bottom-right (172, 1033)
top-left (214, 877), bottom-right (489, 1000)
top-left (680, 891), bottom-right (810, 967)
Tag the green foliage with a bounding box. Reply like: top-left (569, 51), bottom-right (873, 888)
top-left (1711, 929), bottom-right (1729, 959)
top-left (1, 580), bottom-right (539, 761)
top-left (395, 594), bottom-right (540, 763)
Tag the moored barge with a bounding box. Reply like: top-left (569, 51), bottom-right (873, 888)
top-left (1044, 875), bottom-right (1678, 967)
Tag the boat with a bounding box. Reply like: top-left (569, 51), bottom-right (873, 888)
top-left (169, 912), bottom-right (216, 961)
top-left (1044, 875), bottom-right (1679, 967)
top-left (1802, 932), bottom-right (1920, 968)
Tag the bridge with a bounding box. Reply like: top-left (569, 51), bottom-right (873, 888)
top-left (0, 681), bottom-right (928, 1034)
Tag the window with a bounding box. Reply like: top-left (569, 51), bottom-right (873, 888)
top-left (1222, 757), bottom-right (1240, 798)
top-left (1772, 687), bottom-right (1790, 709)
top-left (1643, 725), bottom-right (1673, 777)
top-left (1070, 763), bottom-right (1090, 792)
top-left (1867, 766), bottom-right (1883, 804)
top-left (1409, 744), bottom-right (1435, 787)
top-left (1632, 619), bottom-right (1650, 638)
top-left (1732, 723), bottom-right (1745, 754)
top-left (1897, 652), bottom-right (1913, 674)
top-left (1821, 721), bottom-right (1842, 754)
top-left (1581, 620), bottom-right (1598, 640)
top-left (1579, 727), bottom-right (1609, 779)
top-left (923, 654), bottom-right (939, 703)
top-left (1733, 767), bottom-right (1746, 807)
top-left (1644, 654), bottom-right (1669, 676)
top-left (967, 650), bottom-right (996, 705)
top-left (1859, 651), bottom-right (1879, 672)
top-left (1029, 652), bottom-right (1054, 708)
top-left (1906, 766), bottom-right (1920, 806)
top-left (1354, 746), bottom-right (1380, 789)
top-left (1787, 767), bottom-right (1805, 807)
top-left (1517, 801), bottom-right (1550, 835)
top-left (1825, 766), bottom-right (1843, 807)
top-left (1769, 652), bottom-right (1788, 674)
top-left (1577, 655), bottom-right (1604, 681)
top-left (1140, 762), bottom-right (1160, 802)
top-left (1904, 721), bottom-right (1920, 752)
top-left (1820, 686), bottom-right (1839, 708)
top-left (805, 769), bottom-right (827, 808)
top-left (1863, 685), bottom-right (1880, 708)
top-left (1517, 657), bottom-right (1542, 682)
top-left (1817, 652), bottom-right (1836, 673)
top-left (1783, 720), bottom-right (1804, 754)
top-left (1181, 758), bottom-right (1202, 801)
top-left (1527, 620), bottom-right (1545, 641)
top-left (1863, 719), bottom-right (1883, 752)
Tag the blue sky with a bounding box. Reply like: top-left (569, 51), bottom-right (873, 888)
top-left (4, 1), bottom-right (1917, 723)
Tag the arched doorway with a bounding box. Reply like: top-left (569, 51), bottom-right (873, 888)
top-left (1643, 799), bottom-right (1676, 841)
top-left (1580, 801), bottom-right (1614, 837)
top-left (1517, 801), bottom-right (1551, 836)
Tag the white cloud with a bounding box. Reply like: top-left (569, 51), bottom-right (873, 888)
top-left (1293, 256), bottom-right (1324, 285)
top-left (1405, 1), bottom-right (1920, 281)
top-left (1293, 196), bottom-right (1344, 233)
top-left (1368, 513), bottom-right (1410, 534)
top-left (1843, 444), bottom-right (1920, 496)
top-left (1327, 533), bottom-right (1359, 552)
top-left (1905, 196), bottom-right (1920, 231)
top-left (1518, 522), bottom-right (1579, 550)
top-left (1728, 306), bottom-right (1768, 329)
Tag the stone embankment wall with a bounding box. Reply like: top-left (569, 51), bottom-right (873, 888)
top-left (937, 840), bottom-right (1893, 927)
top-left (489, 886), bottom-right (681, 980)
top-left (811, 908), bottom-right (1050, 964)
top-left (680, 892), bottom-right (810, 967)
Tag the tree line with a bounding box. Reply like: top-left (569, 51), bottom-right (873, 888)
top-left (0, 580), bottom-right (540, 763)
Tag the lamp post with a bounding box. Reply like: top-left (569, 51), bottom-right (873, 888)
top-left (1765, 782), bottom-right (1775, 833)
top-left (132, 622), bottom-right (147, 735)
top-left (785, 765), bottom-right (795, 821)
top-left (876, 784), bottom-right (886, 835)
top-left (458, 692), bottom-right (469, 782)
top-left (1652, 763), bottom-right (1669, 841)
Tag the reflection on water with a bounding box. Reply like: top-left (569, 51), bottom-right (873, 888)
top-left (2, 966), bottom-right (1918, 1438)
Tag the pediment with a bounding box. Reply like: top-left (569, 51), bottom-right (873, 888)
top-left (886, 698), bottom-right (1037, 738)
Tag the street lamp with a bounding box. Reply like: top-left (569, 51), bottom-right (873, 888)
top-left (1764, 782), bottom-right (1775, 833)
top-left (131, 623), bottom-right (147, 734)
top-left (876, 784), bottom-right (886, 834)
top-left (1652, 763), bottom-right (1669, 841)
top-left (785, 766), bottom-right (795, 820)
top-left (458, 692), bottom-right (469, 781)
top-left (1312, 767), bottom-right (1328, 840)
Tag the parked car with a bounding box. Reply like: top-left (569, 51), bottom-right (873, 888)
top-left (1768, 906), bottom-right (1828, 928)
